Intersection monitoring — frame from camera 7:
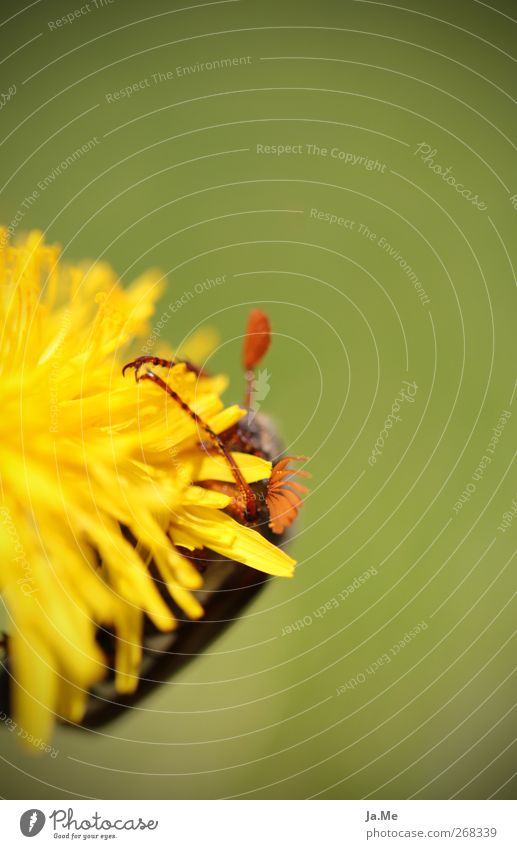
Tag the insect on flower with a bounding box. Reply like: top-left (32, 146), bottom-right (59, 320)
top-left (0, 228), bottom-right (309, 745)
top-left (122, 309), bottom-right (309, 537)
top-left (78, 309), bottom-right (310, 727)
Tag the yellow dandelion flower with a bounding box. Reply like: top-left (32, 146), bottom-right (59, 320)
top-left (0, 229), bottom-right (303, 750)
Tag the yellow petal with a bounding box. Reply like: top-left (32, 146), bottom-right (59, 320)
top-left (9, 630), bottom-right (58, 751)
top-left (173, 507), bottom-right (296, 577)
top-left (182, 450), bottom-right (271, 484)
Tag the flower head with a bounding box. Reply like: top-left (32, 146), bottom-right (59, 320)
top-left (0, 229), bottom-right (299, 749)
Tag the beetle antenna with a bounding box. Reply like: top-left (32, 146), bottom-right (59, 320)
top-left (123, 362), bottom-right (257, 520)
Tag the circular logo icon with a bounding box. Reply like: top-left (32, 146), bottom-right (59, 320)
top-left (20, 809), bottom-right (46, 837)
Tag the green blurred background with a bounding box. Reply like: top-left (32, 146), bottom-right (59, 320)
top-left (0, 0), bottom-right (515, 799)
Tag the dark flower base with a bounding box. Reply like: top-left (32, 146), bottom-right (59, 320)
top-left (80, 553), bottom-right (270, 728)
